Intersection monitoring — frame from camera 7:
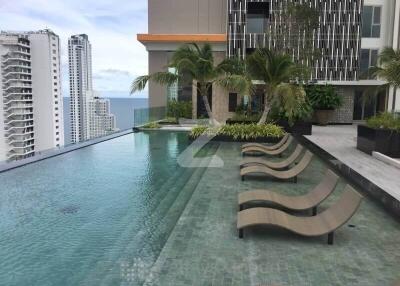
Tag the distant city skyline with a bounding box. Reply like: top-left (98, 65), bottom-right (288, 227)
top-left (0, 0), bottom-right (149, 98)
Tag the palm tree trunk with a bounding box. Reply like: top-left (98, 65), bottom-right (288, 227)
top-left (199, 84), bottom-right (218, 126)
top-left (258, 94), bottom-right (270, 125)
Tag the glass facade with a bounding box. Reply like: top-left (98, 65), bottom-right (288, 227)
top-left (360, 49), bottom-right (378, 79)
top-left (362, 6), bottom-right (381, 38)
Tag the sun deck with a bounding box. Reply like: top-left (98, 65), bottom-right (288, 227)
top-left (143, 141), bottom-right (400, 286)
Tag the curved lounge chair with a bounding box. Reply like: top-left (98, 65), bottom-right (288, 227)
top-left (242, 134), bottom-right (290, 151)
top-left (240, 144), bottom-right (303, 170)
top-left (237, 185), bottom-right (363, 245)
top-left (242, 136), bottom-right (294, 157)
top-left (241, 151), bottom-right (313, 182)
top-left (238, 169), bottom-right (339, 214)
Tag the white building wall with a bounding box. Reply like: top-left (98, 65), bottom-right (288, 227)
top-left (28, 31), bottom-right (64, 151)
top-left (68, 34), bottom-right (93, 143)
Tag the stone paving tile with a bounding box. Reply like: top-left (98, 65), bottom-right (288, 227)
top-left (144, 142), bottom-right (400, 286)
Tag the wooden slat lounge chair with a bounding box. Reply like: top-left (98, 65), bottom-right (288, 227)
top-left (242, 136), bottom-right (294, 157)
top-left (241, 150), bottom-right (313, 182)
top-left (237, 185), bottom-right (363, 244)
top-left (238, 169), bottom-right (339, 215)
top-left (242, 134), bottom-right (290, 150)
top-left (240, 144), bottom-right (304, 170)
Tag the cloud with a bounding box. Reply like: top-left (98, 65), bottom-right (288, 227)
top-left (0, 0), bottom-right (149, 98)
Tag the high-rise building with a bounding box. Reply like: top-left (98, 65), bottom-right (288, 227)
top-left (87, 91), bottom-right (118, 138)
top-left (0, 30), bottom-right (64, 162)
top-left (139, 0), bottom-right (400, 123)
top-left (68, 34), bottom-right (118, 142)
top-left (68, 34), bottom-right (93, 143)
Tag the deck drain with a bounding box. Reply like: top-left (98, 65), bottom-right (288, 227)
top-left (60, 205), bottom-right (80, 215)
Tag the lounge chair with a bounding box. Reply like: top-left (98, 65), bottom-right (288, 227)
top-left (237, 185), bottom-right (363, 244)
top-left (241, 150), bottom-right (313, 182)
top-left (238, 169), bottom-right (339, 215)
top-left (242, 136), bottom-right (294, 157)
top-left (240, 144), bottom-right (303, 170)
top-left (242, 134), bottom-right (290, 151)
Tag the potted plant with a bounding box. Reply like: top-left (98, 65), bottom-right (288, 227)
top-left (357, 112), bottom-right (400, 158)
top-left (306, 85), bottom-right (343, 125)
top-left (268, 84), bottom-right (313, 135)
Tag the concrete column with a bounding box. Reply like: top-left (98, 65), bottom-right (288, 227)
top-left (389, 0), bottom-right (400, 111)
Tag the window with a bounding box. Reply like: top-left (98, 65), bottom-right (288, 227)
top-left (229, 93), bottom-right (238, 112)
top-left (362, 6), bottom-right (381, 38)
top-left (247, 2), bottom-right (270, 34)
top-left (360, 49), bottom-right (378, 79)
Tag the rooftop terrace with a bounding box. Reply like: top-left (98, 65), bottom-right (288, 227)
top-left (143, 140), bottom-right (400, 286)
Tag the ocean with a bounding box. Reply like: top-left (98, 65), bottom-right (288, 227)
top-left (63, 97), bottom-right (148, 145)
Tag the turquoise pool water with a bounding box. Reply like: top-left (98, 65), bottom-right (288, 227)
top-left (0, 132), bottom-right (212, 286)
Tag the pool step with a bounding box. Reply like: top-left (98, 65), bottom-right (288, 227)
top-left (90, 144), bottom-right (219, 285)
top-left (77, 161), bottom-right (200, 285)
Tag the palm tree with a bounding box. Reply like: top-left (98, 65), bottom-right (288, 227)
top-left (370, 47), bottom-right (400, 111)
top-left (217, 56), bottom-right (255, 113)
top-left (246, 48), bottom-right (299, 124)
top-left (131, 43), bottom-right (248, 125)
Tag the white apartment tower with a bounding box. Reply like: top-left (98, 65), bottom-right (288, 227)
top-left (87, 92), bottom-right (117, 138)
top-left (68, 34), bottom-right (117, 142)
top-left (0, 30), bottom-right (64, 162)
top-left (68, 34), bottom-right (93, 143)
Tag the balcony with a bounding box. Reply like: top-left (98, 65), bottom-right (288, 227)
top-left (2, 56), bottom-right (31, 64)
top-left (3, 83), bottom-right (32, 91)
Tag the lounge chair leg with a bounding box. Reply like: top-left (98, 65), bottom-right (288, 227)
top-left (328, 232), bottom-right (334, 245)
top-left (312, 206), bottom-right (317, 216)
top-left (239, 229), bottom-right (244, 239)
top-left (293, 176), bottom-right (297, 183)
top-left (241, 175), bottom-right (244, 181)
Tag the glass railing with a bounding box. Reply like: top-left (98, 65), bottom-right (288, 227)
top-left (133, 106), bottom-right (166, 127)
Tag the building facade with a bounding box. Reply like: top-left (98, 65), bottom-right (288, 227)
top-left (87, 92), bottom-right (118, 139)
top-left (68, 34), bottom-right (93, 143)
top-left (139, 0), bottom-right (400, 124)
top-left (68, 34), bottom-right (118, 142)
top-left (0, 30), bottom-right (64, 162)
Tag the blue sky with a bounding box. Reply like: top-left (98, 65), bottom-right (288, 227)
top-left (0, 0), bottom-right (149, 98)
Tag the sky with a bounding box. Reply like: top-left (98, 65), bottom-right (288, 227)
top-left (0, 0), bottom-right (149, 98)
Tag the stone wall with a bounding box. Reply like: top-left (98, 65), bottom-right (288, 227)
top-left (330, 87), bottom-right (355, 124)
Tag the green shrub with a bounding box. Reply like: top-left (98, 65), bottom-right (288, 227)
top-left (143, 122), bottom-right (161, 129)
top-left (190, 124), bottom-right (285, 140)
top-left (366, 112), bottom-right (400, 132)
top-left (305, 85), bottom-right (343, 110)
top-left (167, 100), bottom-right (192, 121)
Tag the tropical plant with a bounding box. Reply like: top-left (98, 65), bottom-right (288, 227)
top-left (167, 100), bottom-right (192, 121)
top-left (131, 43), bottom-right (249, 125)
top-left (305, 85), bottom-right (343, 110)
top-left (246, 48), bottom-right (299, 124)
top-left (189, 123), bottom-right (285, 140)
top-left (370, 47), bottom-right (400, 111)
top-left (143, 122), bottom-right (161, 129)
top-left (366, 112), bottom-right (400, 132)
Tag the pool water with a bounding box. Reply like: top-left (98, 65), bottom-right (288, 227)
top-left (0, 132), bottom-right (214, 286)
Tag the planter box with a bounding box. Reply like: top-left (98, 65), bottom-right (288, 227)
top-left (226, 119), bottom-right (312, 135)
top-left (189, 134), bottom-right (283, 143)
top-left (357, 125), bottom-right (400, 158)
top-left (226, 119), bottom-right (258, 125)
top-left (276, 120), bottom-right (313, 136)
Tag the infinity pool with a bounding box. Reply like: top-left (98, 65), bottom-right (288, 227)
top-left (0, 131), bottom-right (213, 286)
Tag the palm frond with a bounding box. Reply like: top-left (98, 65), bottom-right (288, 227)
top-left (130, 75), bottom-right (151, 94)
top-left (151, 72), bottom-right (180, 86)
top-left (215, 75), bottom-right (253, 95)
